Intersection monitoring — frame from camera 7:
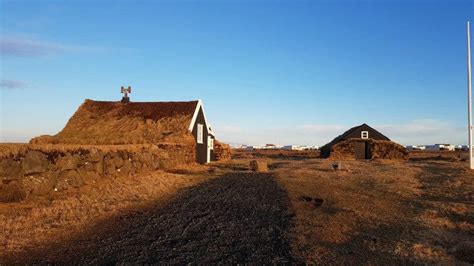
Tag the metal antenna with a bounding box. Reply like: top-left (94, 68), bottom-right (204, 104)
top-left (468, 21), bottom-right (473, 169)
top-left (121, 86), bottom-right (132, 103)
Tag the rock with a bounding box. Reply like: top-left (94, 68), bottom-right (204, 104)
top-left (77, 167), bottom-right (101, 182)
top-left (87, 150), bottom-right (104, 163)
top-left (83, 161), bottom-right (95, 172)
top-left (135, 152), bottom-right (153, 168)
top-left (119, 159), bottom-right (134, 176)
top-left (21, 150), bottom-right (50, 175)
top-left (331, 162), bottom-right (342, 170)
top-left (0, 159), bottom-right (23, 181)
top-left (0, 181), bottom-right (26, 202)
top-left (94, 161), bottom-right (104, 175)
top-left (20, 172), bottom-right (57, 196)
top-left (56, 170), bottom-right (84, 191)
top-left (299, 195), bottom-right (324, 207)
top-left (105, 155), bottom-right (124, 174)
top-left (56, 154), bottom-right (82, 171)
top-left (250, 160), bottom-right (268, 172)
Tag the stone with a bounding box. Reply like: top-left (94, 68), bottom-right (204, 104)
top-left (0, 180), bottom-right (26, 203)
top-left (30, 172), bottom-right (58, 196)
top-left (105, 155), bottom-right (124, 174)
top-left (21, 150), bottom-right (50, 175)
top-left (249, 160), bottom-right (268, 172)
top-left (331, 162), bottom-right (342, 171)
top-left (83, 161), bottom-right (95, 172)
top-left (56, 170), bottom-right (84, 191)
top-left (77, 167), bottom-right (101, 182)
top-left (20, 172), bottom-right (57, 196)
top-left (135, 152), bottom-right (153, 168)
top-left (94, 161), bottom-right (104, 175)
top-left (56, 154), bottom-right (82, 171)
top-left (118, 159), bottom-right (134, 176)
top-left (87, 150), bottom-right (105, 163)
top-left (0, 159), bottom-right (23, 181)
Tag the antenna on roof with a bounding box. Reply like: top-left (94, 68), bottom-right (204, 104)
top-left (467, 21), bottom-right (473, 169)
top-left (121, 86), bottom-right (132, 103)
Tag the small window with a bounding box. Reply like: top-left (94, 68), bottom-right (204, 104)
top-left (361, 131), bottom-right (369, 139)
top-left (197, 124), bottom-right (204, 144)
top-left (208, 136), bottom-right (214, 149)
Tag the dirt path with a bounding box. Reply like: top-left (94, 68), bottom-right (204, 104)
top-left (5, 172), bottom-right (298, 264)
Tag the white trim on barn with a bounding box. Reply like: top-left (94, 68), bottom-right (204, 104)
top-left (207, 135), bottom-right (213, 163)
top-left (188, 99), bottom-right (211, 132)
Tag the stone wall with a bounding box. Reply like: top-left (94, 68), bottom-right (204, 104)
top-left (0, 143), bottom-right (195, 203)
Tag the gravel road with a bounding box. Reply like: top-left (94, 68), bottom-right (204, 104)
top-left (8, 172), bottom-right (298, 263)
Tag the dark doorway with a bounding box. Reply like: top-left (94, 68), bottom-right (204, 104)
top-left (354, 141), bottom-right (368, 160)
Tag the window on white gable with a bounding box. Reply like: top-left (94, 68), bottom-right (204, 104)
top-left (361, 131), bottom-right (369, 139)
top-left (197, 123), bottom-right (204, 144)
top-left (208, 137), bottom-right (214, 149)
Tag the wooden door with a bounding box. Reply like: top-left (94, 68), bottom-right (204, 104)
top-left (354, 141), bottom-right (367, 160)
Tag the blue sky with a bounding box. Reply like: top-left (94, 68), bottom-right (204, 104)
top-left (1, 0), bottom-right (473, 146)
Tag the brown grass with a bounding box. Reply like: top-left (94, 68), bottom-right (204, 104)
top-left (0, 165), bottom-right (214, 257)
top-left (1, 149), bottom-right (472, 263)
top-left (213, 140), bottom-right (232, 161)
top-left (231, 150), bottom-right (474, 264)
top-left (0, 143), bottom-right (193, 159)
top-left (30, 99), bottom-right (198, 145)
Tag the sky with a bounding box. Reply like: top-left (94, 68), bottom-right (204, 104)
top-left (0, 0), bottom-right (473, 146)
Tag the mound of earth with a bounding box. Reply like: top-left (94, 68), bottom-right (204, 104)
top-left (214, 140), bottom-right (232, 161)
top-left (330, 139), bottom-right (409, 160)
top-left (30, 99), bottom-right (198, 145)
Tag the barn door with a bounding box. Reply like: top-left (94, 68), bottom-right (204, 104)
top-left (354, 141), bottom-right (367, 160)
top-left (206, 136), bottom-right (213, 163)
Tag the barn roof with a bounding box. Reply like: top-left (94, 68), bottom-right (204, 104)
top-left (321, 123), bottom-right (390, 150)
top-left (80, 100), bottom-right (200, 121)
top-left (31, 99), bottom-right (205, 145)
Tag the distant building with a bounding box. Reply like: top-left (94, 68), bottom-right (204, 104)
top-left (282, 145), bottom-right (319, 150)
top-left (320, 123), bottom-right (391, 159)
top-left (425, 144), bottom-right (455, 151)
top-left (282, 145), bottom-right (300, 150)
top-left (262, 144), bottom-right (278, 150)
top-left (406, 145), bottom-right (426, 151)
top-left (455, 145), bottom-right (469, 151)
top-left (229, 144), bottom-right (249, 149)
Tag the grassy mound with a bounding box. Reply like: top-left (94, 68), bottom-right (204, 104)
top-left (30, 100), bottom-right (197, 145)
top-left (329, 139), bottom-right (408, 160)
top-left (214, 140), bottom-right (232, 161)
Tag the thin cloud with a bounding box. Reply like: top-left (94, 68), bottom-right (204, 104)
top-left (0, 35), bottom-right (134, 57)
top-left (377, 120), bottom-right (465, 146)
top-left (1, 36), bottom-right (70, 56)
top-left (0, 79), bottom-right (29, 90)
top-left (216, 120), bottom-right (466, 146)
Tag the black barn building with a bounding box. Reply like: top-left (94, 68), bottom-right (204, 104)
top-left (187, 100), bottom-right (215, 164)
top-left (320, 123), bottom-right (390, 159)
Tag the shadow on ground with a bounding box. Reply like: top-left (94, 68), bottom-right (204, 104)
top-left (3, 173), bottom-right (299, 264)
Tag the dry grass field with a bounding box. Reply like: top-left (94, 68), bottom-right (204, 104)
top-left (1, 163), bottom-right (214, 262)
top-left (1, 149), bottom-right (473, 263)
top-left (224, 149), bottom-right (474, 264)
